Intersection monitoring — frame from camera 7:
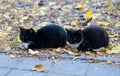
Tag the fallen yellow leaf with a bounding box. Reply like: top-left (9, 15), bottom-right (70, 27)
top-left (17, 35), bottom-right (21, 43)
top-left (5, 46), bottom-right (11, 51)
top-left (85, 51), bottom-right (91, 55)
top-left (96, 21), bottom-right (109, 27)
top-left (108, 31), bottom-right (114, 35)
top-left (76, 4), bottom-right (84, 10)
top-left (107, 44), bottom-right (120, 54)
top-left (107, 7), bottom-right (113, 11)
top-left (0, 32), bottom-right (6, 40)
top-left (8, 0), bottom-right (15, 3)
top-left (0, 19), bottom-right (3, 23)
top-left (7, 27), bottom-right (12, 31)
top-left (3, 13), bottom-right (9, 18)
top-left (66, 50), bottom-right (74, 55)
top-left (21, 16), bottom-right (29, 20)
top-left (53, 48), bottom-right (61, 53)
top-left (33, 7), bottom-right (40, 12)
top-left (32, 64), bottom-right (44, 72)
top-left (107, 60), bottom-right (112, 64)
top-left (115, 22), bottom-right (120, 28)
top-left (65, 50), bottom-right (79, 56)
top-left (70, 21), bottom-right (77, 25)
top-left (1, 25), bottom-right (8, 30)
top-left (85, 11), bottom-right (92, 19)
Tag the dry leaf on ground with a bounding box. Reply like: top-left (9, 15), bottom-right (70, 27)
top-left (29, 49), bottom-right (39, 55)
top-left (32, 64), bottom-right (45, 72)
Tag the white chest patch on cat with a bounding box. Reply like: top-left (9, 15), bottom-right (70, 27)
top-left (66, 41), bottom-right (80, 48)
top-left (66, 37), bottom-right (83, 48)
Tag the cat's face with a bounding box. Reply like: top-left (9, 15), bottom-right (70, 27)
top-left (19, 27), bottom-right (36, 43)
top-left (66, 29), bottom-right (82, 44)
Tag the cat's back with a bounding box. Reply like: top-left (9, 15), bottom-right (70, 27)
top-left (83, 25), bottom-right (106, 33)
top-left (82, 25), bottom-right (108, 37)
top-left (36, 24), bottom-right (67, 48)
top-left (82, 25), bottom-right (109, 48)
top-left (37, 24), bottom-right (65, 34)
top-left (36, 24), bottom-right (66, 40)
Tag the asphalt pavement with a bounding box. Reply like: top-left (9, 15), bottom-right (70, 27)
top-left (0, 53), bottom-right (120, 76)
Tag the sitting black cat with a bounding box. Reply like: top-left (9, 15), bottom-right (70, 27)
top-left (66, 25), bottom-right (109, 51)
top-left (66, 29), bottom-right (82, 48)
top-left (20, 24), bottom-right (67, 49)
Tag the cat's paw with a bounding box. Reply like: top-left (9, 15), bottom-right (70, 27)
top-left (19, 43), bottom-right (30, 49)
top-left (28, 43), bottom-right (36, 49)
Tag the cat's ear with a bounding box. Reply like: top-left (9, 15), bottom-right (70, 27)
top-left (77, 29), bottom-right (81, 33)
top-left (76, 30), bottom-right (82, 36)
top-left (29, 28), bottom-right (34, 33)
top-left (19, 27), bottom-right (24, 31)
top-left (65, 29), bottom-right (71, 34)
top-left (65, 29), bottom-right (69, 33)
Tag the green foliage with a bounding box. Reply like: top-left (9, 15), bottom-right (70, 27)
top-left (13, 13), bottom-right (17, 19)
top-left (12, 39), bottom-right (18, 47)
top-left (107, 1), bottom-right (112, 7)
top-left (114, 6), bottom-right (120, 10)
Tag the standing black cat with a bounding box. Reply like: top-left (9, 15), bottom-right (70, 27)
top-left (20, 24), bottom-right (67, 49)
top-left (66, 25), bottom-right (109, 51)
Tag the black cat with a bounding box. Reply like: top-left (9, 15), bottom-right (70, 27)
top-left (19, 24), bottom-right (67, 49)
top-left (66, 29), bottom-right (82, 48)
top-left (66, 25), bottom-right (109, 51)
